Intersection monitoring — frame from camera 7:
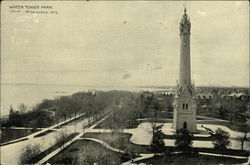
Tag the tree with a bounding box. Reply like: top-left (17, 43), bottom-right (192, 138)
top-left (218, 106), bottom-right (227, 119)
top-left (54, 130), bottom-right (68, 161)
top-left (174, 128), bottom-right (193, 154)
top-left (237, 123), bottom-right (250, 150)
top-left (212, 128), bottom-right (230, 151)
top-left (55, 130), bottom-right (68, 149)
top-left (9, 105), bottom-right (14, 116)
top-left (8, 105), bottom-right (21, 126)
top-left (19, 144), bottom-right (41, 165)
top-left (122, 145), bottom-right (139, 162)
top-left (18, 103), bottom-right (27, 114)
top-left (150, 124), bottom-right (165, 153)
top-left (153, 101), bottom-right (161, 121)
top-left (73, 142), bottom-right (119, 165)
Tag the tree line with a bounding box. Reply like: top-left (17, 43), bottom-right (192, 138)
top-left (2, 90), bottom-right (132, 129)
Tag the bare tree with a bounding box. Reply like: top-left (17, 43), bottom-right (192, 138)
top-left (236, 123), bottom-right (250, 150)
top-left (55, 130), bottom-right (68, 148)
top-left (19, 143), bottom-right (41, 165)
top-left (54, 130), bottom-right (68, 161)
top-left (73, 143), bottom-right (106, 165)
top-left (18, 103), bottom-right (27, 114)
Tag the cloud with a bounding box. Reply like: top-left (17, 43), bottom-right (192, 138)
top-left (122, 73), bottom-right (131, 80)
top-left (155, 66), bottom-right (163, 70)
top-left (197, 10), bottom-right (207, 16)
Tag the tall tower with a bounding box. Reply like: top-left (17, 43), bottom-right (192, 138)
top-left (173, 8), bottom-right (197, 132)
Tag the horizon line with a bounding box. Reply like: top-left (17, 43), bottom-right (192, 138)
top-left (1, 82), bottom-right (249, 89)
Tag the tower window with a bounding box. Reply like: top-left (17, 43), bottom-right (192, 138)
top-left (183, 104), bottom-right (185, 109)
top-left (186, 104), bottom-right (188, 109)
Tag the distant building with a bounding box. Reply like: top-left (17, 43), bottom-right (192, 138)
top-left (197, 93), bottom-right (213, 100)
top-left (222, 92), bottom-right (247, 99)
top-left (160, 91), bottom-right (174, 96)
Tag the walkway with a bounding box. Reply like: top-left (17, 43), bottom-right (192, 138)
top-left (0, 113), bottom-right (86, 146)
top-left (77, 136), bottom-right (155, 165)
top-left (242, 156), bottom-right (250, 165)
top-left (0, 113), bottom-right (88, 165)
top-left (34, 114), bottom-right (249, 165)
top-left (79, 137), bottom-right (125, 153)
top-left (29, 113), bottom-right (86, 138)
top-left (36, 114), bottom-right (111, 165)
top-left (197, 115), bottom-right (230, 122)
top-left (121, 154), bottom-right (154, 165)
top-left (199, 152), bottom-right (248, 159)
top-left (121, 153), bottom-right (249, 165)
top-left (79, 127), bottom-right (250, 165)
top-left (1, 127), bottom-right (44, 130)
top-left (41, 127), bottom-right (249, 165)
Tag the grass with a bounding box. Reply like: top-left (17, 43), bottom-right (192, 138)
top-left (94, 110), bottom-right (233, 130)
top-left (25, 132), bottom-right (79, 164)
top-left (47, 140), bottom-right (125, 165)
top-left (83, 132), bottom-right (249, 157)
top-left (95, 112), bottom-right (243, 133)
top-left (0, 129), bottom-right (37, 143)
top-left (137, 153), bottom-right (248, 165)
top-left (83, 132), bottom-right (151, 154)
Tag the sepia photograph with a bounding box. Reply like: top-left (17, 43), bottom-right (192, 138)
top-left (1, 0), bottom-right (249, 164)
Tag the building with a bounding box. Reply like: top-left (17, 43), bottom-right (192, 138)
top-left (197, 93), bottom-right (213, 100)
top-left (173, 8), bottom-right (197, 132)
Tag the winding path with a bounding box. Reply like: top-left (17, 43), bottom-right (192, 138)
top-left (79, 137), bottom-right (125, 153)
top-left (37, 114), bottom-right (249, 165)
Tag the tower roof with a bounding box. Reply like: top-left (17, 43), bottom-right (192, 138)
top-left (180, 7), bottom-right (191, 35)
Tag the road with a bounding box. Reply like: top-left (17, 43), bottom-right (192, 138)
top-left (0, 113), bottom-right (91, 165)
top-left (37, 114), bottom-right (111, 164)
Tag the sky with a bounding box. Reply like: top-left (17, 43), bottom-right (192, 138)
top-left (1, 1), bottom-right (249, 87)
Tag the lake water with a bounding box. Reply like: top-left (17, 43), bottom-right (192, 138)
top-left (1, 84), bottom-right (169, 117)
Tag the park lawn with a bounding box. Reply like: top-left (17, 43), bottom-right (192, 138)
top-left (83, 133), bottom-right (249, 157)
top-left (0, 129), bottom-right (37, 143)
top-left (47, 140), bottom-right (125, 165)
top-left (83, 132), bottom-right (151, 154)
top-left (197, 120), bottom-right (242, 132)
top-left (94, 110), bottom-right (222, 130)
top-left (137, 154), bottom-right (248, 165)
